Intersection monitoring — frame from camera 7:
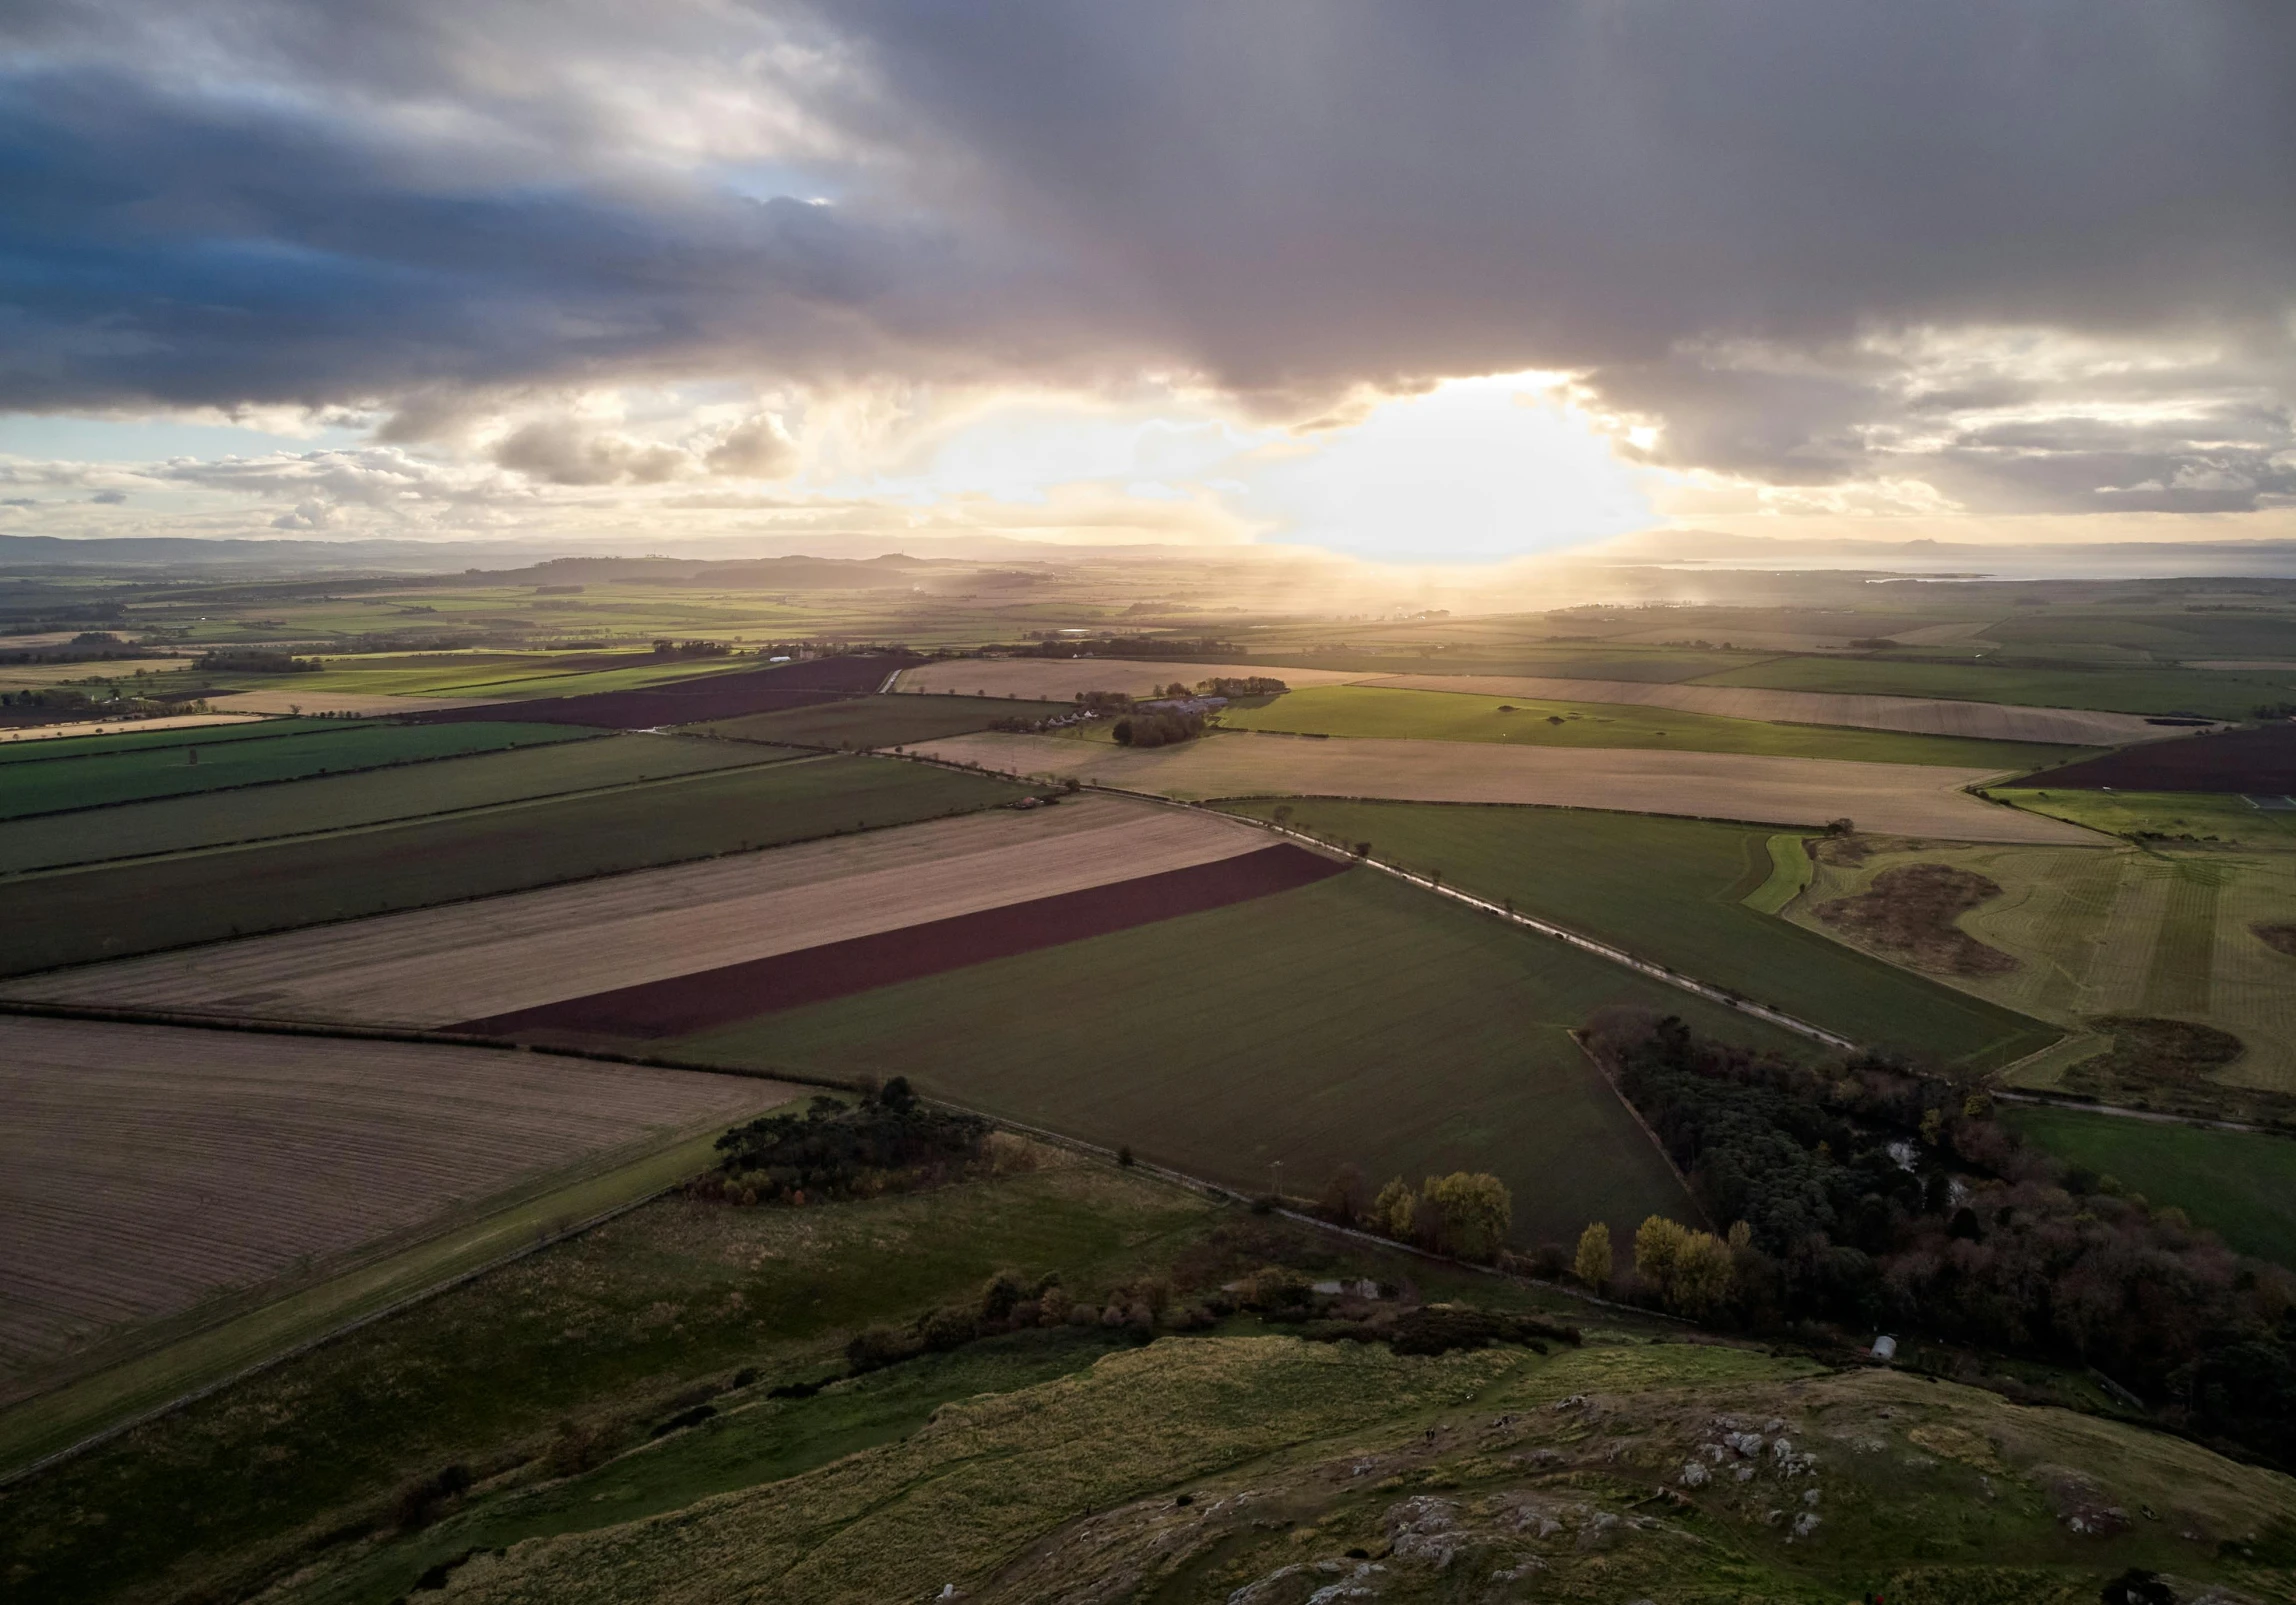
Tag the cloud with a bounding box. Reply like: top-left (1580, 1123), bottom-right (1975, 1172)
top-left (87, 488), bottom-right (126, 502)
top-left (704, 413), bottom-right (799, 479)
top-left (1, 1), bottom-right (2293, 527)
top-left (489, 420), bottom-right (691, 485)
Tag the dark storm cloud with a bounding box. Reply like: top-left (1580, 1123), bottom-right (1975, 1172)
top-left (3, 0), bottom-right (2294, 511)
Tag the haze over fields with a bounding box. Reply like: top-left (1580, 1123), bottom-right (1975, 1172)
top-left (7, 9), bottom-right (2296, 1605)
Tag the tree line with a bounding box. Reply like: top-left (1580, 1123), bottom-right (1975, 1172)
top-left (1577, 1007), bottom-right (2296, 1469)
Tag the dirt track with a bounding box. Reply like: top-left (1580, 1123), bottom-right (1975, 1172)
top-left (0, 1016), bottom-right (793, 1379)
top-left (1361, 673), bottom-right (2185, 746)
top-left (910, 732), bottom-right (2104, 844)
top-left (894, 658), bottom-right (1369, 698)
top-left (2, 796), bottom-right (1267, 1027)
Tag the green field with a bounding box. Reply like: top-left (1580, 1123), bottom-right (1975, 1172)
top-left (1217, 799), bottom-right (2057, 1071)
top-left (0, 732), bottom-right (784, 874)
top-left (1692, 655), bottom-right (2296, 720)
top-left (1743, 831), bottom-right (1813, 914)
top-left (1990, 787), bottom-right (2296, 849)
top-left (206, 650), bottom-right (760, 701)
top-left (695, 694), bottom-right (1071, 749)
top-left (0, 717), bottom-right (332, 763)
top-left (0, 756), bottom-right (1025, 975)
top-left (1790, 836), bottom-right (2296, 1097)
top-left (666, 868), bottom-right (1813, 1247)
top-left (2003, 1104), bottom-right (2296, 1268)
top-left (1220, 683), bottom-right (2082, 769)
top-left (0, 721), bottom-right (594, 819)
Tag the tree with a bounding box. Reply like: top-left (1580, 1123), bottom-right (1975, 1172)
top-left (1670, 1230), bottom-right (1735, 1315)
top-left (1573, 1222), bottom-right (1613, 1290)
top-left (1373, 1176), bottom-right (1416, 1238)
top-left (1422, 1172), bottom-right (1512, 1262)
top-left (1319, 1162), bottom-right (1368, 1225)
top-left (1635, 1215), bottom-right (1690, 1288)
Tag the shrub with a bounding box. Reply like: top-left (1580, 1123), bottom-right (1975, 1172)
top-left (845, 1324), bottom-right (922, 1373)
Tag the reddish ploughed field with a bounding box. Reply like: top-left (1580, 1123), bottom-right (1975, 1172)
top-left (2023, 722), bottom-right (2296, 793)
top-left (454, 841), bottom-right (1346, 1041)
top-left (418, 653), bottom-right (917, 729)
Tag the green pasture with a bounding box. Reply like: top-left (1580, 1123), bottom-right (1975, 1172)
top-left (1692, 655), bottom-right (2296, 721)
top-left (2003, 1104), bottom-right (2296, 1269)
top-left (1791, 837), bottom-right (2296, 1096)
top-left (0, 756), bottom-right (1023, 975)
top-left (1989, 787), bottom-right (2296, 849)
top-left (0, 717), bottom-right (332, 764)
top-left (696, 694), bottom-right (1071, 750)
top-left (217, 650), bottom-right (761, 701)
top-left (670, 868), bottom-right (1805, 1247)
top-left (1218, 683), bottom-right (2080, 769)
top-left (0, 732), bottom-right (777, 874)
top-left (1218, 799), bottom-right (2057, 1071)
top-left (0, 720), bottom-right (593, 819)
top-left (1984, 606), bottom-right (2296, 662)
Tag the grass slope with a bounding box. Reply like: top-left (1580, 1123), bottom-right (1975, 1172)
top-left (0, 732), bottom-right (778, 874)
top-left (1695, 655), bottom-right (2296, 721)
top-left (1222, 683), bottom-right (2080, 770)
top-left (2003, 1104), bottom-right (2296, 1269)
top-left (0, 756), bottom-right (1025, 975)
top-left (696, 693), bottom-right (1070, 749)
top-left (668, 867), bottom-right (1798, 1245)
top-left (0, 1155), bottom-right (1232, 1605)
top-left (1218, 799), bottom-right (2056, 1071)
top-left (0, 720), bottom-right (594, 819)
top-left (361, 1338), bottom-right (2296, 1605)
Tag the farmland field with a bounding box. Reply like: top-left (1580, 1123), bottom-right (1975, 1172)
top-left (1691, 655), bottom-right (2296, 721)
top-left (460, 843), bottom-right (1346, 1042)
top-left (0, 716), bottom-right (323, 763)
top-left (6, 796), bottom-right (1269, 1027)
top-left (1790, 838), bottom-right (2296, 1094)
top-left (0, 732), bottom-right (780, 873)
top-left (696, 692), bottom-right (1071, 749)
top-left (666, 867), bottom-right (1812, 1246)
top-left (0, 720), bottom-right (593, 819)
top-left (0, 1014), bottom-right (797, 1384)
top-left (2002, 1103), bottom-right (2296, 1268)
top-left (910, 729), bottom-right (2104, 842)
top-left (0, 713), bottom-right (274, 748)
top-left (1362, 671), bottom-right (2182, 746)
top-left (0, 756), bottom-right (1028, 976)
top-left (423, 653), bottom-right (915, 728)
top-left (1218, 683), bottom-right (2084, 769)
top-left (2017, 721), bottom-right (2296, 793)
top-left (895, 657), bottom-right (1369, 698)
top-left (1219, 798), bottom-right (2056, 1070)
top-left (1990, 787), bottom-right (2296, 849)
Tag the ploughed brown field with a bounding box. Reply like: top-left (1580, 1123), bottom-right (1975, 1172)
top-left (1, 796), bottom-right (1269, 1028)
top-left (910, 730), bottom-right (2105, 844)
top-left (2021, 721), bottom-right (2296, 793)
top-left (1362, 672), bottom-right (2189, 747)
top-left (455, 842), bottom-right (1347, 1042)
top-left (894, 658), bottom-right (1369, 699)
top-left (416, 653), bottom-right (915, 728)
top-left (0, 1016), bottom-right (795, 1382)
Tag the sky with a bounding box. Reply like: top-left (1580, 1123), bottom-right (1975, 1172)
top-left (2, 2), bottom-right (2293, 564)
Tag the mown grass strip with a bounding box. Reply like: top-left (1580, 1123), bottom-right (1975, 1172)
top-left (1741, 832), bottom-right (1814, 914)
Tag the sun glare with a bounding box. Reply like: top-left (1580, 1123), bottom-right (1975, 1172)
top-left (1241, 373), bottom-right (1655, 562)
